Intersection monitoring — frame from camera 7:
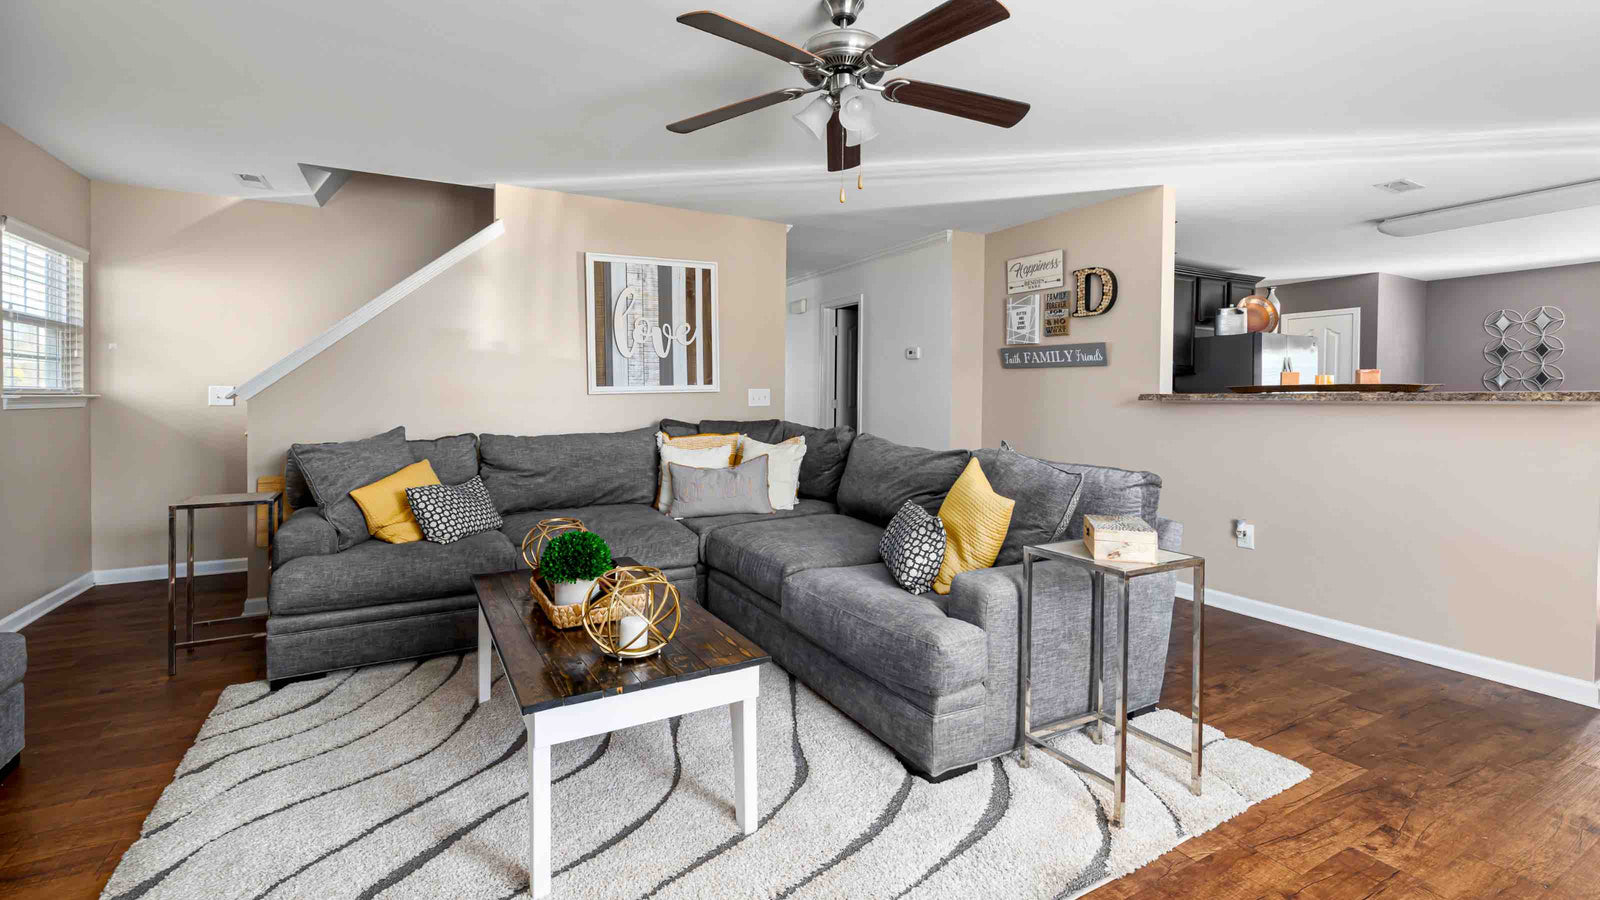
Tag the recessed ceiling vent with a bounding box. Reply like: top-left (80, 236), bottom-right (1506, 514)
top-left (1374, 179), bottom-right (1425, 194)
top-left (234, 172), bottom-right (272, 190)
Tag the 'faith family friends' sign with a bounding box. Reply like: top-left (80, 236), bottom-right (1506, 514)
top-left (998, 343), bottom-right (1108, 369)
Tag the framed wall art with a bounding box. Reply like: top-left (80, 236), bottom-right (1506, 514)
top-left (1006, 293), bottom-right (1042, 345)
top-left (586, 252), bottom-right (719, 394)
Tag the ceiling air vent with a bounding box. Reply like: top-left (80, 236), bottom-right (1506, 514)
top-left (1374, 179), bottom-right (1425, 194)
top-left (234, 173), bottom-right (273, 190)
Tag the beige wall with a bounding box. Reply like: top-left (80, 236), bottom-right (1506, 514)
top-left (0, 124), bottom-right (92, 620)
top-left (984, 186), bottom-right (1600, 684)
top-left (88, 174), bottom-right (492, 572)
top-left (949, 231), bottom-right (986, 449)
top-left (245, 185), bottom-right (788, 585)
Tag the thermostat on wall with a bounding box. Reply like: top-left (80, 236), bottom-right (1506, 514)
top-left (788, 298), bottom-right (808, 315)
top-left (904, 346), bottom-right (922, 360)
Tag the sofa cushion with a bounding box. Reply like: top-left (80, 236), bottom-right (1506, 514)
top-left (677, 498), bottom-right (837, 550)
top-left (836, 433), bottom-right (970, 525)
top-left (500, 504), bottom-right (699, 572)
top-left (1050, 461), bottom-right (1160, 539)
top-left (479, 426), bottom-right (658, 514)
top-left (289, 426), bottom-right (415, 551)
top-left (700, 418), bottom-right (787, 443)
top-left (268, 530), bottom-right (519, 616)
top-left (973, 447), bottom-right (1085, 566)
top-left (704, 513), bottom-right (884, 603)
top-left (784, 422), bottom-right (855, 500)
top-left (783, 564), bottom-right (987, 697)
top-left (0, 632), bottom-right (25, 692)
top-left (408, 433), bottom-right (479, 486)
top-left (659, 418), bottom-right (699, 438)
top-left (274, 507), bottom-right (338, 567)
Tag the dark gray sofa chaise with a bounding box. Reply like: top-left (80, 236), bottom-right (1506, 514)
top-left (0, 632), bottom-right (23, 778)
top-left (267, 419), bottom-right (1180, 779)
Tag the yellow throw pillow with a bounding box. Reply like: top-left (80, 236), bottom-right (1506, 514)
top-left (350, 459), bottom-right (440, 543)
top-left (933, 458), bottom-right (1015, 594)
top-left (657, 431), bottom-right (742, 457)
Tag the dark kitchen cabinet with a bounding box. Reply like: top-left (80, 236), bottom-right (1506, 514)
top-left (1173, 264), bottom-right (1263, 382)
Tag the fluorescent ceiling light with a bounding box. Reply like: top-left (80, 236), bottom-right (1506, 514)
top-left (1377, 178), bottom-right (1600, 237)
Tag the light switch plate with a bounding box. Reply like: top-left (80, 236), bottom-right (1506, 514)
top-left (748, 388), bottom-right (771, 407)
top-left (208, 385), bottom-right (236, 407)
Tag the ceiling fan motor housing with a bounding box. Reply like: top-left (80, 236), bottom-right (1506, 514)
top-left (802, 27), bottom-right (881, 85)
top-left (823, 0), bottom-right (866, 27)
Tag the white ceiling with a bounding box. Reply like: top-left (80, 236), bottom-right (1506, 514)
top-left (5, 0), bottom-right (1600, 282)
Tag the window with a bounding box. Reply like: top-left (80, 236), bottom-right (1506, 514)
top-left (1, 217), bottom-right (88, 408)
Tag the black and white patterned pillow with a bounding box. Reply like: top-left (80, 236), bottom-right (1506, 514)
top-left (405, 477), bottom-right (504, 544)
top-left (879, 500), bottom-right (946, 594)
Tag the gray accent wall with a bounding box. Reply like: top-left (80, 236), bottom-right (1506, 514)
top-left (1269, 274), bottom-right (1381, 369)
top-left (1424, 261), bottom-right (1600, 391)
top-left (1377, 274), bottom-right (1428, 384)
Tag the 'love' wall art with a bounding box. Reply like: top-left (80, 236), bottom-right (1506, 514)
top-left (586, 252), bottom-right (719, 394)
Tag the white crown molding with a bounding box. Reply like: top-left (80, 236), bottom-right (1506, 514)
top-left (0, 572), bottom-right (94, 632)
top-left (786, 230), bottom-right (953, 286)
top-left (93, 557), bottom-right (248, 585)
top-left (233, 219), bottom-right (505, 401)
top-left (521, 125), bottom-right (1600, 197)
top-left (1176, 582), bottom-right (1600, 709)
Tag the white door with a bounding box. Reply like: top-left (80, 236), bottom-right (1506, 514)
top-left (1281, 308), bottom-right (1361, 382)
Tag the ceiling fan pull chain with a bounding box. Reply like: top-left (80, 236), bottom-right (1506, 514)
top-left (839, 171), bottom-right (846, 204)
top-left (857, 172), bottom-right (864, 191)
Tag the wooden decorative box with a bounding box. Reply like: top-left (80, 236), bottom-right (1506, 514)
top-left (1083, 515), bottom-right (1158, 564)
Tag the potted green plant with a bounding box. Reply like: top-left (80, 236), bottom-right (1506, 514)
top-left (540, 531), bottom-right (613, 607)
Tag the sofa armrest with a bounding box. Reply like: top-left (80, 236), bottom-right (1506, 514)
top-left (1155, 516), bottom-right (1183, 552)
top-left (274, 508), bottom-right (339, 567)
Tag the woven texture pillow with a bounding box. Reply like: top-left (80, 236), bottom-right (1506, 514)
top-left (668, 456), bottom-right (773, 518)
top-left (406, 476), bottom-right (504, 544)
top-left (289, 426), bottom-right (414, 551)
top-left (933, 458), bottom-right (1015, 594)
top-left (879, 500), bottom-right (947, 594)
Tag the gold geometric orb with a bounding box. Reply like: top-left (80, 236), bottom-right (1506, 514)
top-left (521, 517), bottom-right (587, 584)
top-left (581, 564), bottom-right (681, 659)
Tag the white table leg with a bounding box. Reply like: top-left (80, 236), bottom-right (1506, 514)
top-left (526, 714), bottom-right (552, 899)
top-left (731, 696), bottom-right (757, 834)
top-left (477, 607), bottom-right (492, 705)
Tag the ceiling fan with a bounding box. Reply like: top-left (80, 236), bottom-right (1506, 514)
top-left (666, 0), bottom-right (1030, 173)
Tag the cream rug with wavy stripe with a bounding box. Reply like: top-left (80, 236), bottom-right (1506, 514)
top-left (101, 654), bottom-right (1308, 899)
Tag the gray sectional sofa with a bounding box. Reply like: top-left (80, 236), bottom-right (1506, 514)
top-left (268, 418), bottom-right (1180, 779)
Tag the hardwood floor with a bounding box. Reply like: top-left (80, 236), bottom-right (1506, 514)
top-left (1, 575), bottom-right (1597, 898)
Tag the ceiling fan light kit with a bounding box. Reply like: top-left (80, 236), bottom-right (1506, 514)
top-left (667, 0), bottom-right (1030, 175)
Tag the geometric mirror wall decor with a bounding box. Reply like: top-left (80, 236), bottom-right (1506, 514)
top-left (1483, 306), bottom-right (1565, 391)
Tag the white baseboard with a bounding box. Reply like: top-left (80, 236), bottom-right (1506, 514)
top-left (93, 557), bottom-right (249, 585)
top-left (1177, 582), bottom-right (1600, 709)
top-left (0, 572), bottom-right (96, 632)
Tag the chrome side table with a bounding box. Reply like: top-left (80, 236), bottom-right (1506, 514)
top-left (168, 491), bottom-right (282, 675)
top-left (1017, 539), bottom-right (1205, 826)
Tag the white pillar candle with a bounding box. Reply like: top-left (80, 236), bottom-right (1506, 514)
top-left (617, 615), bottom-right (650, 653)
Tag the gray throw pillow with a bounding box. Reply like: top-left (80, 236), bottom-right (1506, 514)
top-left (991, 441), bottom-right (1161, 540)
top-left (668, 456), bottom-right (773, 518)
top-left (974, 447), bottom-right (1086, 565)
top-left (289, 426), bottom-right (414, 551)
top-left (879, 500), bottom-right (946, 594)
top-left (407, 434), bottom-right (479, 486)
top-left (836, 433), bottom-right (969, 525)
top-left (659, 418), bottom-right (699, 438)
top-left (784, 422), bottom-right (856, 500)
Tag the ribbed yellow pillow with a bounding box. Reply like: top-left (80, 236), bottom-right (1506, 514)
top-left (350, 459), bottom-right (440, 543)
top-left (933, 458), bottom-right (1015, 594)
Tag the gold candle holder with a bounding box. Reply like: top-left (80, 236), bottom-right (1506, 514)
top-left (580, 565), bottom-right (681, 660)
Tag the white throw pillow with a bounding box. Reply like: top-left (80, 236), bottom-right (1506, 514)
top-left (738, 434), bottom-right (806, 511)
top-left (657, 443), bottom-right (735, 513)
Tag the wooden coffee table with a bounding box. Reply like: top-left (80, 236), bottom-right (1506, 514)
top-left (473, 567), bottom-right (769, 899)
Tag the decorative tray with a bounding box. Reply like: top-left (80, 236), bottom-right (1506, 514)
top-left (529, 573), bottom-right (625, 630)
top-left (1228, 383), bottom-right (1440, 394)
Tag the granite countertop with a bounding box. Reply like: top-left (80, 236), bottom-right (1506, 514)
top-left (1140, 391), bottom-right (1600, 403)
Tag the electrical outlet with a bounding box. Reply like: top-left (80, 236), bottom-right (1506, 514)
top-left (1234, 519), bottom-right (1255, 550)
top-left (208, 385), bottom-right (236, 407)
top-left (747, 388), bottom-right (771, 407)
top-left (904, 346), bottom-right (922, 360)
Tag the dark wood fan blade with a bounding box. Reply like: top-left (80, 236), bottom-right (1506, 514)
top-left (667, 89), bottom-right (806, 134)
top-left (677, 11), bottom-right (823, 66)
top-left (867, 0), bottom-right (1009, 67)
top-left (881, 79), bottom-right (1030, 127)
top-left (826, 109), bottom-right (861, 172)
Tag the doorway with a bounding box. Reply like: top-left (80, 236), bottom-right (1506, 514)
top-left (819, 296), bottom-right (864, 431)
top-left (1281, 307), bottom-right (1361, 382)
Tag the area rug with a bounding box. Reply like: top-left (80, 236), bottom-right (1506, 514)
top-left (102, 654), bottom-right (1308, 899)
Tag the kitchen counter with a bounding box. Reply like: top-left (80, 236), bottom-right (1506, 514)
top-left (1139, 391), bottom-right (1600, 403)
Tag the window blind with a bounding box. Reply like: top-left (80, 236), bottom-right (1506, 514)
top-left (1, 217), bottom-right (86, 394)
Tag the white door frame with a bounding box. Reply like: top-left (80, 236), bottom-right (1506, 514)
top-left (818, 294), bottom-right (866, 431)
top-left (1280, 307), bottom-right (1362, 379)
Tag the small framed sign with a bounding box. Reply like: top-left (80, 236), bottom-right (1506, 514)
top-left (998, 342), bottom-right (1108, 369)
top-left (1043, 290), bottom-right (1072, 336)
top-left (1005, 293), bottom-right (1041, 345)
top-left (1007, 249), bottom-right (1064, 294)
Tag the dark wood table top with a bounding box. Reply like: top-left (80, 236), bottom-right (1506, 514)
top-left (172, 491), bottom-right (281, 510)
top-left (473, 566), bottom-right (769, 715)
